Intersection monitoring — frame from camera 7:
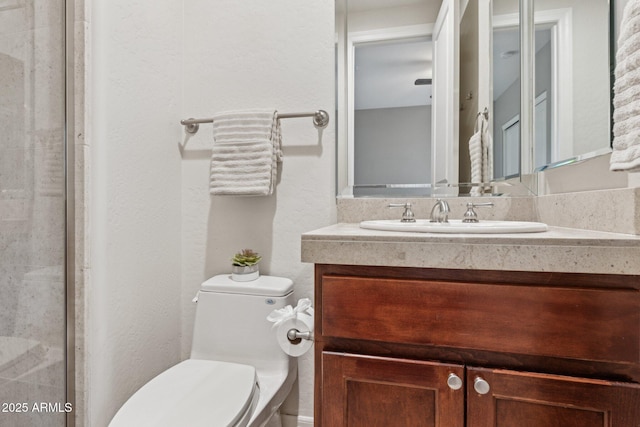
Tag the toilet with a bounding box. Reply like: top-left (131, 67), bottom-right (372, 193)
top-left (109, 274), bottom-right (297, 427)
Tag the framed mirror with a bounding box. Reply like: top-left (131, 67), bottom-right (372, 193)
top-left (336, 0), bottom-right (443, 197)
top-left (335, 0), bottom-right (614, 198)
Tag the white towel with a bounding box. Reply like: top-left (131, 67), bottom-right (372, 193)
top-left (611, 0), bottom-right (640, 172)
top-left (469, 129), bottom-right (483, 194)
top-left (482, 125), bottom-right (493, 186)
top-left (469, 114), bottom-right (493, 195)
top-left (210, 109), bottom-right (282, 195)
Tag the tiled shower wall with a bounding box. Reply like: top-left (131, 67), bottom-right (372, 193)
top-left (0, 1), bottom-right (66, 426)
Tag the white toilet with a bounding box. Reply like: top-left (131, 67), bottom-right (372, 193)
top-left (109, 274), bottom-right (297, 427)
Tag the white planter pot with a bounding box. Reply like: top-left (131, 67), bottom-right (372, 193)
top-left (231, 264), bottom-right (259, 282)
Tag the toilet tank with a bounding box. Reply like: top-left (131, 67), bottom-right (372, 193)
top-left (190, 274), bottom-right (295, 372)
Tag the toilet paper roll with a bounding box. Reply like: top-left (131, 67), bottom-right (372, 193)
top-left (276, 313), bottom-right (314, 357)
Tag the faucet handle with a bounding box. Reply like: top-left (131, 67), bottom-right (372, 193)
top-left (388, 202), bottom-right (416, 223)
top-left (463, 202), bottom-right (494, 223)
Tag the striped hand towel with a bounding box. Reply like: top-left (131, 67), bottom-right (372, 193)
top-left (469, 114), bottom-right (493, 195)
top-left (611, 0), bottom-right (640, 172)
top-left (210, 109), bottom-right (282, 195)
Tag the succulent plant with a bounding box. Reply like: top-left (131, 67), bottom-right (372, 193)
top-left (232, 249), bottom-right (262, 267)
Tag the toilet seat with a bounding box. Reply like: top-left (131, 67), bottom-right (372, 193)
top-left (109, 359), bottom-right (259, 427)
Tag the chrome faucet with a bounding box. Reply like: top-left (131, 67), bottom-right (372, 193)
top-left (429, 199), bottom-right (450, 223)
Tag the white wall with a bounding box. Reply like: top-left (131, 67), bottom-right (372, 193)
top-left (567, 0), bottom-right (610, 156)
top-left (179, 0), bottom-right (336, 420)
top-left (616, 0), bottom-right (631, 45)
top-left (90, 0), bottom-right (183, 425)
top-left (348, 1), bottom-right (440, 32)
top-left (354, 106), bottom-right (431, 185)
top-left (89, 0), bottom-right (335, 425)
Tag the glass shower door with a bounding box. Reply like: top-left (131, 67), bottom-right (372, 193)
top-left (0, 0), bottom-right (68, 425)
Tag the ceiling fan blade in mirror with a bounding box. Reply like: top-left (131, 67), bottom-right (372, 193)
top-left (415, 78), bottom-right (433, 85)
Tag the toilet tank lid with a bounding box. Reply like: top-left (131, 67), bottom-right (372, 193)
top-left (201, 274), bottom-right (293, 297)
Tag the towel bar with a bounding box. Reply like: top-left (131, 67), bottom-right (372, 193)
top-left (477, 107), bottom-right (489, 121)
top-left (180, 110), bottom-right (330, 134)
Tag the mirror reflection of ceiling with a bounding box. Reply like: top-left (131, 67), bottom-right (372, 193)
top-left (492, 28), bottom-right (519, 100)
top-left (348, 0), bottom-right (427, 12)
top-left (355, 38), bottom-right (433, 109)
top-left (492, 28), bottom-right (552, 100)
top-left (349, 0), bottom-right (440, 110)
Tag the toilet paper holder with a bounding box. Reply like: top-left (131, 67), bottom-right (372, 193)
top-left (287, 328), bottom-right (313, 343)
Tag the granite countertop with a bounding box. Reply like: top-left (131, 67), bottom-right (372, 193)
top-left (301, 223), bottom-right (640, 275)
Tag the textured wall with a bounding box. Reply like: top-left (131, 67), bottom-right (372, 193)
top-left (89, 0), bottom-right (335, 425)
top-left (90, 0), bottom-right (183, 425)
top-left (179, 0), bottom-right (336, 420)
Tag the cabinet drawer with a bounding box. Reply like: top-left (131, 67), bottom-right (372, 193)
top-left (321, 275), bottom-right (639, 364)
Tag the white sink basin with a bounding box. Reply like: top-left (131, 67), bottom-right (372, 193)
top-left (359, 219), bottom-right (548, 234)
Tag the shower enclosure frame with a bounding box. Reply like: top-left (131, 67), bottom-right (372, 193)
top-left (64, 0), bottom-right (76, 425)
top-left (0, 0), bottom-right (77, 424)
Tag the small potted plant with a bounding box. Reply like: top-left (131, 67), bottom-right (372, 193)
top-left (231, 249), bottom-right (262, 282)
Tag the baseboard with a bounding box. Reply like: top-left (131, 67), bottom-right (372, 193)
top-left (281, 414), bottom-right (313, 427)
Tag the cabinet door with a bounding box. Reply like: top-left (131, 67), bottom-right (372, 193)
top-left (467, 367), bottom-right (640, 427)
top-left (321, 352), bottom-right (464, 427)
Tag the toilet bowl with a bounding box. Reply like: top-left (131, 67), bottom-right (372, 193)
top-left (109, 275), bottom-right (296, 427)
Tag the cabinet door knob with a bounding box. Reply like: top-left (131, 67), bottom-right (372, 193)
top-left (473, 377), bottom-right (491, 395)
top-left (447, 373), bottom-right (463, 390)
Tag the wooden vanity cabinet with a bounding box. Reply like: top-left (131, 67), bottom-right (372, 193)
top-left (314, 264), bottom-right (640, 427)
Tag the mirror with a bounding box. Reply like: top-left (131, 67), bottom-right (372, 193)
top-left (336, 0), bottom-right (443, 197)
top-left (530, 0), bottom-right (612, 170)
top-left (497, 0), bottom-right (612, 175)
top-left (335, 0), bottom-right (614, 197)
